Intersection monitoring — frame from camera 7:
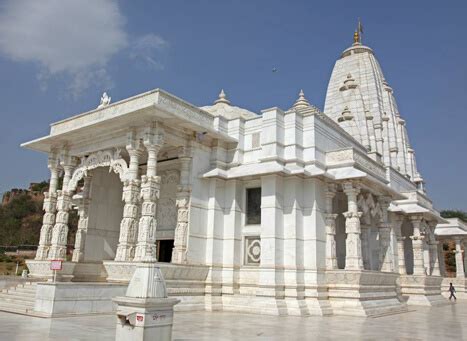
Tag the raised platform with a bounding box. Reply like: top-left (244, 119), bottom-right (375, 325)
top-left (326, 270), bottom-right (407, 317)
top-left (34, 282), bottom-right (127, 317)
top-left (399, 275), bottom-right (448, 306)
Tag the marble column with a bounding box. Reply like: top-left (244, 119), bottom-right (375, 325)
top-left (438, 242), bottom-right (446, 276)
top-left (325, 183), bottom-right (338, 270)
top-left (115, 135), bottom-right (143, 262)
top-left (360, 224), bottom-right (370, 270)
top-left (72, 175), bottom-right (92, 263)
top-left (392, 214), bottom-right (406, 275)
top-left (464, 240), bottom-right (467, 277)
top-left (426, 222), bottom-right (440, 276)
top-left (343, 181), bottom-right (363, 270)
top-left (48, 152), bottom-right (77, 260)
top-left (35, 153), bottom-right (60, 260)
top-left (431, 240), bottom-right (441, 276)
top-left (172, 149), bottom-right (192, 264)
top-left (134, 128), bottom-right (164, 262)
top-left (378, 196), bottom-right (393, 272)
top-left (454, 238), bottom-right (465, 278)
top-left (409, 214), bottom-right (425, 276)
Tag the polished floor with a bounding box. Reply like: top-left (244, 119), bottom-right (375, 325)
top-left (0, 301), bottom-right (465, 340)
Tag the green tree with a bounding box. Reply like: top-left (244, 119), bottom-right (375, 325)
top-left (440, 210), bottom-right (467, 222)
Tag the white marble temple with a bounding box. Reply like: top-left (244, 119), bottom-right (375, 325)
top-left (15, 27), bottom-right (458, 318)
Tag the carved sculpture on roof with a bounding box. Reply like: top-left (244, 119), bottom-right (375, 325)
top-left (98, 92), bottom-right (111, 108)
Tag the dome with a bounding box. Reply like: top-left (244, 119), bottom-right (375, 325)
top-left (324, 38), bottom-right (423, 183)
top-left (201, 89), bottom-right (258, 120)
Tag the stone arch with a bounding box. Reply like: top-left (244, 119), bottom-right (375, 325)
top-left (67, 149), bottom-right (129, 192)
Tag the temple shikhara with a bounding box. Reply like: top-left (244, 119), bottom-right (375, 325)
top-left (6, 28), bottom-right (466, 318)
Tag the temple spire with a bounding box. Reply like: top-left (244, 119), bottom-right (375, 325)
top-left (214, 89), bottom-right (231, 105)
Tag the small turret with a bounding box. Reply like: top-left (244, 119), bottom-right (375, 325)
top-left (214, 89), bottom-right (231, 105)
top-left (292, 89), bottom-right (310, 109)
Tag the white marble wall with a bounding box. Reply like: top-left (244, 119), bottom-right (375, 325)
top-left (84, 167), bottom-right (123, 262)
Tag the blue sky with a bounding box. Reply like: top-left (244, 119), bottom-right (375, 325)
top-left (0, 0), bottom-right (466, 210)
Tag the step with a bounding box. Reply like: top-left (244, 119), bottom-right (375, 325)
top-left (12, 287), bottom-right (37, 294)
top-left (0, 301), bottom-right (34, 313)
top-left (0, 289), bottom-right (36, 297)
top-left (0, 297), bottom-right (35, 307)
top-left (0, 291), bottom-right (36, 302)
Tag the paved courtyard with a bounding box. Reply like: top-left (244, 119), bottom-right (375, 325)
top-left (0, 301), bottom-right (465, 340)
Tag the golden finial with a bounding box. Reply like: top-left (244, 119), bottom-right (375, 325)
top-left (353, 30), bottom-right (359, 44)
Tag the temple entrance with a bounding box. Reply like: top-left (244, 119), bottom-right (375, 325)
top-left (82, 167), bottom-right (124, 262)
top-left (157, 240), bottom-right (174, 262)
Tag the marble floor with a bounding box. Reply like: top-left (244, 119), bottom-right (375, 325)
top-left (0, 301), bottom-right (465, 340)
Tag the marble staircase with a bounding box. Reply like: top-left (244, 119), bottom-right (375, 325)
top-left (0, 282), bottom-right (37, 315)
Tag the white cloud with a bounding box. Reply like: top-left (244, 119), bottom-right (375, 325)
top-left (130, 34), bottom-right (168, 69)
top-left (0, 0), bottom-right (127, 97)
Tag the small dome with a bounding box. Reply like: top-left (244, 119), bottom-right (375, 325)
top-left (292, 89), bottom-right (310, 109)
top-left (214, 89), bottom-right (231, 105)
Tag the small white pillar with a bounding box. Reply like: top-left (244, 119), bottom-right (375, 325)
top-left (454, 238), bottom-right (465, 279)
top-left (114, 263), bottom-right (179, 341)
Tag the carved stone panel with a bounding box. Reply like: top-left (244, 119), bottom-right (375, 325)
top-left (156, 170), bottom-right (179, 232)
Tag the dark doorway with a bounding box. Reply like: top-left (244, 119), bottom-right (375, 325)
top-left (157, 239), bottom-right (174, 263)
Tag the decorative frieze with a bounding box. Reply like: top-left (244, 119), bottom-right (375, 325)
top-left (326, 148), bottom-right (386, 180)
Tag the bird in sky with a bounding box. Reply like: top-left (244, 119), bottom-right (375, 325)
top-left (272, 67), bottom-right (278, 73)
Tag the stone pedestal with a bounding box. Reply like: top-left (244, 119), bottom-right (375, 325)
top-left (399, 275), bottom-right (447, 306)
top-left (327, 270), bottom-right (406, 317)
top-left (26, 260), bottom-right (75, 282)
top-left (113, 263), bottom-right (179, 341)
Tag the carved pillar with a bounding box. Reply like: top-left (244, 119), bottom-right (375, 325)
top-left (360, 225), bottom-right (370, 270)
top-left (134, 128), bottom-right (164, 262)
top-left (392, 214), bottom-right (406, 275)
top-left (325, 183), bottom-right (338, 270)
top-left (172, 148), bottom-right (192, 264)
top-left (426, 221), bottom-right (440, 276)
top-left (378, 196), bottom-right (393, 272)
top-left (454, 238), bottom-right (465, 278)
top-left (35, 153), bottom-right (60, 260)
top-left (438, 242), bottom-right (446, 276)
top-left (431, 240), bottom-right (441, 276)
top-left (115, 135), bottom-right (143, 262)
top-left (72, 175), bottom-right (92, 262)
top-left (343, 181), bottom-right (363, 270)
top-left (409, 214), bottom-right (425, 276)
top-left (48, 152), bottom-right (77, 260)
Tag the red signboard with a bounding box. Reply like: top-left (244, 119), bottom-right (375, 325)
top-left (50, 260), bottom-right (62, 271)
